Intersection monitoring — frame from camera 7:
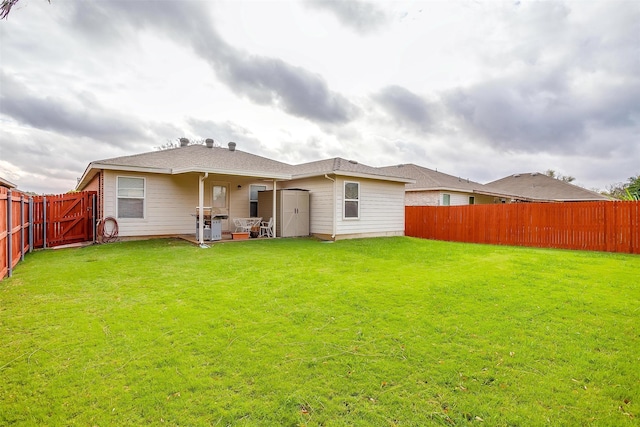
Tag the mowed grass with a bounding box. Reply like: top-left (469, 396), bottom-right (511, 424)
top-left (1, 237), bottom-right (638, 426)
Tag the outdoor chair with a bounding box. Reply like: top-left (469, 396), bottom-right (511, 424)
top-left (260, 218), bottom-right (274, 238)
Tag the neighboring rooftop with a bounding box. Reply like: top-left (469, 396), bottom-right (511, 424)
top-left (379, 164), bottom-right (519, 199)
top-left (292, 158), bottom-right (413, 182)
top-left (486, 173), bottom-right (610, 202)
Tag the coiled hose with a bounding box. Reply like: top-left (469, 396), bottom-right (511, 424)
top-left (97, 216), bottom-right (119, 243)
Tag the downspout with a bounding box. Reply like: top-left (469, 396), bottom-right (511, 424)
top-left (198, 172), bottom-right (208, 246)
top-left (272, 179), bottom-right (277, 238)
top-left (324, 174), bottom-right (336, 239)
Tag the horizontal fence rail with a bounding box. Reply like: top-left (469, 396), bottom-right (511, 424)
top-left (406, 201), bottom-right (639, 254)
top-left (1, 189), bottom-right (96, 280)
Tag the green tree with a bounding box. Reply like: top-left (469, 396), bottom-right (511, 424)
top-left (606, 175), bottom-right (640, 200)
top-left (545, 169), bottom-right (576, 183)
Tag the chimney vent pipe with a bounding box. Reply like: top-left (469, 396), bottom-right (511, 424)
top-left (228, 142), bottom-right (236, 152)
top-left (205, 138), bottom-right (214, 148)
top-left (179, 137), bottom-right (189, 147)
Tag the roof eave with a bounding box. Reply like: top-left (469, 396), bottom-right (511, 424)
top-left (171, 167), bottom-right (291, 180)
top-left (332, 171), bottom-right (415, 183)
top-left (76, 163), bottom-right (173, 191)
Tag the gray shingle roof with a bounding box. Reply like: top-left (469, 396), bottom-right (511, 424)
top-left (379, 164), bottom-right (517, 198)
top-left (92, 145), bottom-right (293, 177)
top-left (292, 158), bottom-right (413, 182)
top-left (79, 145), bottom-right (413, 188)
top-left (486, 173), bottom-right (610, 202)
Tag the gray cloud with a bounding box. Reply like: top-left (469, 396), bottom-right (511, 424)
top-left (216, 54), bottom-right (359, 124)
top-left (443, 68), bottom-right (640, 156)
top-left (67, 0), bottom-right (357, 125)
top-left (305, 0), bottom-right (390, 34)
top-left (373, 85), bottom-right (436, 132)
top-left (0, 72), bottom-right (149, 145)
top-left (186, 118), bottom-right (264, 153)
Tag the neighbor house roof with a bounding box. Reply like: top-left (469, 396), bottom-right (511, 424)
top-left (486, 173), bottom-right (610, 202)
top-left (77, 143), bottom-right (414, 190)
top-left (379, 164), bottom-right (520, 199)
top-left (293, 158), bottom-right (414, 183)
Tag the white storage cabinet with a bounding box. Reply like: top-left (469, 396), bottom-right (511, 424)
top-left (258, 189), bottom-right (310, 237)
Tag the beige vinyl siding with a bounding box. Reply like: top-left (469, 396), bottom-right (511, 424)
top-left (227, 179), bottom-right (274, 232)
top-left (335, 177), bottom-right (405, 238)
top-left (103, 172), bottom-right (276, 236)
top-left (104, 171), bottom-right (198, 237)
top-left (442, 192), bottom-right (497, 206)
top-left (440, 192), bottom-right (465, 206)
top-left (281, 176), bottom-right (405, 239)
top-left (279, 177), bottom-right (334, 236)
top-left (406, 190), bottom-right (499, 206)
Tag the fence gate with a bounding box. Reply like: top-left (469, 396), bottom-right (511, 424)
top-left (33, 192), bottom-right (96, 248)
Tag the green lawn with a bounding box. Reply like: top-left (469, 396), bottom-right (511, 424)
top-left (1, 237), bottom-right (638, 426)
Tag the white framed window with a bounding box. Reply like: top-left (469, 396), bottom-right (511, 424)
top-left (344, 181), bottom-right (360, 219)
top-left (212, 184), bottom-right (227, 208)
top-left (442, 193), bottom-right (451, 206)
top-left (469, 196), bottom-right (475, 205)
top-left (117, 176), bottom-right (145, 219)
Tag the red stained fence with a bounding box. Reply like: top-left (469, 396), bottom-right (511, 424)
top-left (406, 201), bottom-right (639, 254)
top-left (1, 189), bottom-right (96, 280)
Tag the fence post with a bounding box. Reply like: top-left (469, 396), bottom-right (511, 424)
top-left (28, 197), bottom-right (33, 253)
top-left (92, 193), bottom-right (97, 243)
top-left (20, 195), bottom-right (25, 261)
top-left (43, 196), bottom-right (47, 249)
top-left (7, 190), bottom-right (12, 278)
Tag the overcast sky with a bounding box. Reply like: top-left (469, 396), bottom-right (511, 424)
top-left (1, 0), bottom-right (638, 194)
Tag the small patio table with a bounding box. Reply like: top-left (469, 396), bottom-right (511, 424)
top-left (233, 217), bottom-right (262, 233)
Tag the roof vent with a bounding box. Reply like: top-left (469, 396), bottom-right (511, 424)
top-left (205, 138), bottom-right (214, 148)
top-left (514, 174), bottom-right (521, 178)
top-left (228, 142), bottom-right (236, 152)
top-left (179, 137), bottom-right (189, 147)
top-left (348, 159), bottom-right (358, 164)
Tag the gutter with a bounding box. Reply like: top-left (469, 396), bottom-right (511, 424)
top-left (295, 171), bottom-right (414, 183)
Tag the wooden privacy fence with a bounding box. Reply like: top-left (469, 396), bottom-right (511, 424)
top-left (1, 189), bottom-right (97, 280)
top-left (406, 201), bottom-right (639, 254)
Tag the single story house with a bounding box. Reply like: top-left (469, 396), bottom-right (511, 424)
top-left (486, 173), bottom-right (610, 202)
top-left (379, 164), bottom-right (521, 206)
top-left (75, 140), bottom-right (414, 243)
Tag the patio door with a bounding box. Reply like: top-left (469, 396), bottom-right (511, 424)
top-left (212, 183), bottom-right (229, 231)
top-left (250, 185), bottom-right (266, 217)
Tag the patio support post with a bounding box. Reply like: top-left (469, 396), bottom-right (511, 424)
top-left (198, 173), bottom-right (208, 245)
top-left (272, 179), bottom-right (277, 238)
